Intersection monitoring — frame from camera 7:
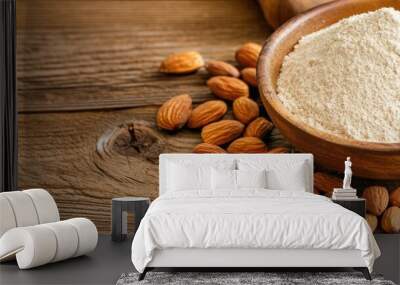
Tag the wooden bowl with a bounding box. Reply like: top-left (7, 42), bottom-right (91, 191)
top-left (258, 0), bottom-right (400, 180)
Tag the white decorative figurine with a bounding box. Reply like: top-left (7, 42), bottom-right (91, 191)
top-left (342, 157), bottom-right (353, 189)
top-left (332, 157), bottom-right (357, 200)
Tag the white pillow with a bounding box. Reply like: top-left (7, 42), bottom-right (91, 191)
top-left (237, 159), bottom-right (309, 191)
top-left (168, 159), bottom-right (236, 170)
top-left (212, 169), bottom-right (268, 190)
top-left (265, 162), bottom-right (308, 191)
top-left (167, 163), bottom-right (211, 191)
top-left (236, 169), bottom-right (267, 189)
top-left (212, 168), bottom-right (236, 190)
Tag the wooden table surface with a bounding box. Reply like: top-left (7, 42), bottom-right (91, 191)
top-left (16, 0), bottom-right (272, 232)
top-left (16, 0), bottom-right (400, 233)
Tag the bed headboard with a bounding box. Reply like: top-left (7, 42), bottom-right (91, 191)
top-left (159, 153), bottom-right (314, 195)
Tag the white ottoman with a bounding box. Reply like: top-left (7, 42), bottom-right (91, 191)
top-left (0, 189), bottom-right (98, 269)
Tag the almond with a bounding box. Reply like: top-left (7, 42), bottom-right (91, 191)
top-left (207, 76), bottom-right (249, 101)
top-left (205, 60), bottom-right (240, 78)
top-left (390, 187), bottom-right (400, 207)
top-left (227, 137), bottom-right (268, 153)
top-left (314, 172), bottom-right (341, 194)
top-left (363, 186), bottom-right (389, 216)
top-left (201, 120), bottom-right (244, 146)
top-left (160, 51), bottom-right (204, 74)
top-left (268, 147), bottom-right (290, 154)
top-left (233, 97), bottom-right (259, 124)
top-left (381, 206), bottom-right (400, 233)
top-left (187, 100), bottom-right (227, 129)
top-left (235, 42), bottom-right (262, 68)
top-left (244, 117), bottom-right (274, 138)
top-left (156, 94), bottom-right (192, 131)
top-left (193, 143), bottom-right (226, 154)
top-left (366, 214), bottom-right (378, 232)
top-left (241, 67), bottom-right (257, 87)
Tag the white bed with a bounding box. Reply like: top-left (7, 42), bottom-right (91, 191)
top-left (131, 154), bottom-right (380, 280)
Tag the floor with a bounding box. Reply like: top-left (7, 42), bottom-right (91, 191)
top-left (0, 235), bottom-right (359, 285)
top-left (0, 235), bottom-right (133, 285)
top-left (2, 234), bottom-right (397, 284)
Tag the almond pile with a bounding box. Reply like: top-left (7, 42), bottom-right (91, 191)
top-left (156, 43), bottom-right (283, 154)
top-left (362, 186), bottom-right (400, 233)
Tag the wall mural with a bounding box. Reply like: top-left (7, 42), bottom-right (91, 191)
top-left (16, 0), bottom-right (400, 233)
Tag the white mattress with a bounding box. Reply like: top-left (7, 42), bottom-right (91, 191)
top-left (131, 190), bottom-right (380, 273)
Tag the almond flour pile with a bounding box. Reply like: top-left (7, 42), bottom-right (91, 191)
top-left (277, 8), bottom-right (400, 143)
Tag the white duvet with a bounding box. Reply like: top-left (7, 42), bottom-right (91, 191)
top-left (131, 190), bottom-right (380, 273)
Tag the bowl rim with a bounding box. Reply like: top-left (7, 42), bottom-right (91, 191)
top-left (257, 0), bottom-right (400, 153)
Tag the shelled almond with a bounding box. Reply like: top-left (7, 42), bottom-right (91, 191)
top-left (235, 42), bottom-right (262, 68)
top-left (187, 100), bottom-right (227, 129)
top-left (205, 60), bottom-right (240, 78)
top-left (160, 51), bottom-right (204, 74)
top-left (232, 97), bottom-right (259, 125)
top-left (201, 120), bottom-right (244, 146)
top-left (240, 67), bottom-right (257, 87)
top-left (156, 94), bottom-right (192, 131)
top-left (193, 143), bottom-right (226, 154)
top-left (227, 137), bottom-right (268, 153)
top-left (244, 117), bottom-right (274, 138)
top-left (362, 186), bottom-right (389, 216)
top-left (366, 214), bottom-right (378, 232)
top-left (207, 76), bottom-right (249, 101)
top-left (390, 187), bottom-right (400, 207)
top-left (268, 147), bottom-right (289, 154)
top-left (381, 206), bottom-right (400, 233)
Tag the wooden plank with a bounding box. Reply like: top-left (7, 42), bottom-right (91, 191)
top-left (16, 0), bottom-right (271, 113)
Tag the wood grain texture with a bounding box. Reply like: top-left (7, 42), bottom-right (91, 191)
top-left (17, 108), bottom-right (289, 232)
top-left (257, 0), bottom-right (400, 179)
top-left (18, 109), bottom-right (200, 231)
top-left (16, 0), bottom-right (271, 113)
top-left (16, 0), bottom-right (273, 232)
top-left (17, 0), bottom-right (399, 233)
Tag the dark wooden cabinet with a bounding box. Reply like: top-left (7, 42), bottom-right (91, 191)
top-left (332, 198), bottom-right (366, 217)
top-left (111, 197), bottom-right (150, 242)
